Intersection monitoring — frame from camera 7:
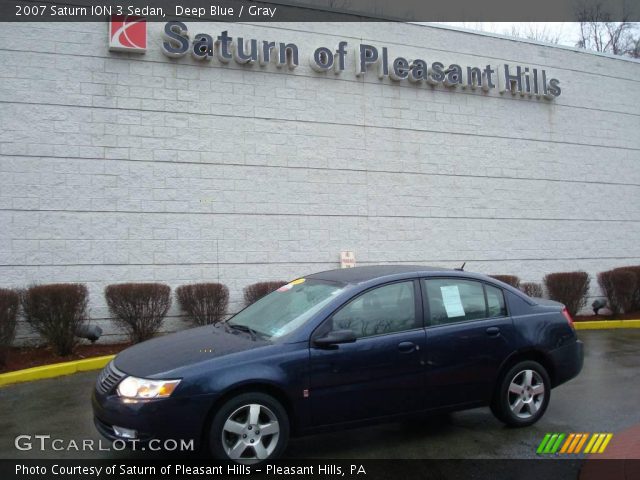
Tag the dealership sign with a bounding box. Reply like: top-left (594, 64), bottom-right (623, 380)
top-left (108, 18), bottom-right (561, 99)
top-left (108, 16), bottom-right (147, 52)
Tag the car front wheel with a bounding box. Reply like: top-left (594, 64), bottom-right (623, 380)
top-left (491, 360), bottom-right (550, 427)
top-left (209, 392), bottom-right (289, 463)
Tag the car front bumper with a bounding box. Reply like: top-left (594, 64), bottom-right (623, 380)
top-left (91, 388), bottom-right (214, 448)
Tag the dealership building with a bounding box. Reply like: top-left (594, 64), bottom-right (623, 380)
top-left (1, 20), bottom-right (639, 343)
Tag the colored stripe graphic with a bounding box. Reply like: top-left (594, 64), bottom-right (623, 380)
top-left (569, 433), bottom-right (583, 453)
top-left (537, 433), bottom-right (552, 454)
top-left (585, 433), bottom-right (613, 454)
top-left (574, 433), bottom-right (589, 453)
top-left (551, 433), bottom-right (566, 453)
top-left (592, 433), bottom-right (606, 453)
top-left (544, 434), bottom-right (559, 453)
top-left (537, 433), bottom-right (612, 454)
top-left (598, 434), bottom-right (613, 453)
top-left (584, 433), bottom-right (599, 454)
top-left (560, 433), bottom-right (575, 453)
top-left (538, 433), bottom-right (567, 454)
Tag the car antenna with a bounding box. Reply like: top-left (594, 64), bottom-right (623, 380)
top-left (455, 262), bottom-right (466, 271)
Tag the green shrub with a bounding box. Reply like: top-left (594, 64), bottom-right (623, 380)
top-left (243, 281), bottom-right (288, 306)
top-left (521, 282), bottom-right (543, 298)
top-left (543, 271), bottom-right (590, 317)
top-left (176, 283), bottom-right (229, 326)
top-left (490, 275), bottom-right (521, 288)
top-left (21, 283), bottom-right (88, 356)
top-left (0, 289), bottom-right (19, 366)
top-left (105, 283), bottom-right (171, 343)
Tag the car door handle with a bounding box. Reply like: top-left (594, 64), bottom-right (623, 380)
top-left (486, 327), bottom-right (501, 336)
top-left (398, 341), bottom-right (417, 353)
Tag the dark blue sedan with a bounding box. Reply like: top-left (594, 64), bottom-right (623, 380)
top-left (92, 265), bottom-right (584, 463)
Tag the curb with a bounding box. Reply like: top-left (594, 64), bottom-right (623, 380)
top-left (0, 354), bottom-right (115, 387)
top-left (574, 320), bottom-right (640, 330)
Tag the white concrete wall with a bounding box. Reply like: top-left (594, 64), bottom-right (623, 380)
top-left (1, 22), bottom-right (639, 344)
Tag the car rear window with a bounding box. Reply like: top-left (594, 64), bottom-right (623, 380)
top-left (423, 278), bottom-right (506, 325)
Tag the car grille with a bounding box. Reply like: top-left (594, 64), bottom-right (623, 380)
top-left (96, 361), bottom-right (125, 394)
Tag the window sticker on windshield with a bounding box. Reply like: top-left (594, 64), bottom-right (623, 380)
top-left (277, 278), bottom-right (305, 292)
top-left (440, 285), bottom-right (466, 318)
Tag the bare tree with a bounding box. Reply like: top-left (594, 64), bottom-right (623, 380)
top-left (624, 33), bottom-right (640, 57)
top-left (441, 22), bottom-right (565, 44)
top-left (575, 2), bottom-right (639, 55)
top-left (506, 23), bottom-right (562, 44)
top-left (437, 19), bottom-right (640, 57)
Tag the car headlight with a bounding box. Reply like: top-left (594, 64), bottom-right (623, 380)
top-left (117, 376), bottom-right (181, 399)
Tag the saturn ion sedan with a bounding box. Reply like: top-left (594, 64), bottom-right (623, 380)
top-left (93, 265), bottom-right (583, 463)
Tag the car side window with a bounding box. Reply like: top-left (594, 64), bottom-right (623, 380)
top-left (331, 281), bottom-right (417, 339)
top-left (485, 284), bottom-right (507, 318)
top-left (424, 279), bottom-right (489, 326)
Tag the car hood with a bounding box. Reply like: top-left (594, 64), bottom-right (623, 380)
top-left (113, 324), bottom-right (268, 378)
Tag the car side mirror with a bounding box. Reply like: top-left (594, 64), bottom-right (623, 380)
top-left (313, 329), bottom-right (356, 348)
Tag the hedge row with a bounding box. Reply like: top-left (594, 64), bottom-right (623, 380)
top-left (0, 280), bottom-right (287, 360)
top-left (597, 266), bottom-right (640, 316)
top-left (3, 266), bottom-right (639, 359)
top-left (491, 272), bottom-right (590, 316)
top-left (492, 265), bottom-right (640, 318)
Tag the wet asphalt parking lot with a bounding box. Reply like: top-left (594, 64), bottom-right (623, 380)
top-left (1, 329), bottom-right (638, 460)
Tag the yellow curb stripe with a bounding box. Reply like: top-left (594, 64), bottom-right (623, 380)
top-left (574, 320), bottom-right (640, 330)
top-left (0, 355), bottom-right (115, 387)
top-left (598, 434), bottom-right (613, 453)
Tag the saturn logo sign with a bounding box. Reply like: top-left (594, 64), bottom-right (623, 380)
top-left (109, 16), bottom-right (146, 53)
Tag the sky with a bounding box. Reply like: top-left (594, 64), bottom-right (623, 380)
top-left (434, 23), bottom-right (584, 47)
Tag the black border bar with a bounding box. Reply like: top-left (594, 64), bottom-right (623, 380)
top-left (1, 0), bottom-right (639, 22)
top-left (4, 459), bottom-right (640, 480)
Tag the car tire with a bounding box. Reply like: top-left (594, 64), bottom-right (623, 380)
top-left (491, 360), bottom-right (550, 427)
top-left (209, 392), bottom-right (289, 463)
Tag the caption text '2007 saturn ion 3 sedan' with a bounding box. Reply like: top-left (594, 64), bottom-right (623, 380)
top-left (92, 265), bottom-right (584, 463)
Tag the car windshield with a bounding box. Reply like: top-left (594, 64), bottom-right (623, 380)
top-left (228, 279), bottom-right (345, 339)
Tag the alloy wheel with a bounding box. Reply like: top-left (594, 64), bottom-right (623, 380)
top-left (221, 403), bottom-right (280, 462)
top-left (507, 369), bottom-right (545, 419)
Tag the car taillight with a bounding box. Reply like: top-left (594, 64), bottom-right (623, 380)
top-left (562, 307), bottom-right (574, 328)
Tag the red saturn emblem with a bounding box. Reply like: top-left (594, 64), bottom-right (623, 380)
top-left (109, 15), bottom-right (146, 53)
